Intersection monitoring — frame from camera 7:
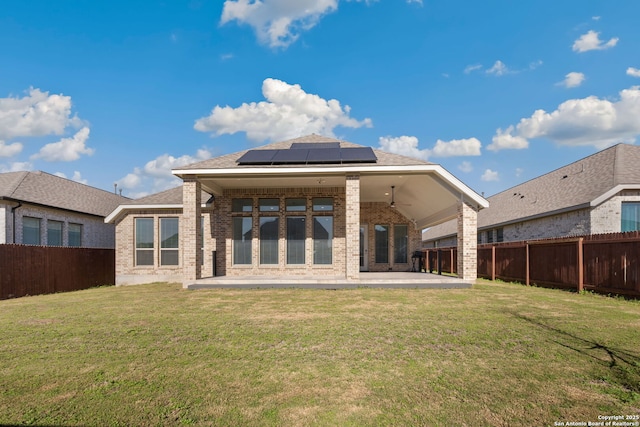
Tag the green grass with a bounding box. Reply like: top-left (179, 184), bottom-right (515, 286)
top-left (0, 281), bottom-right (639, 426)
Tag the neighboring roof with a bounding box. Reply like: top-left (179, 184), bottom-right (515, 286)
top-left (0, 171), bottom-right (129, 217)
top-left (175, 134), bottom-right (435, 171)
top-left (422, 143), bottom-right (640, 241)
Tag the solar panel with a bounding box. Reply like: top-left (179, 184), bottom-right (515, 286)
top-left (340, 147), bottom-right (377, 163)
top-left (272, 149), bottom-right (309, 163)
top-left (236, 149), bottom-right (278, 165)
top-left (290, 142), bottom-right (340, 150)
top-left (307, 148), bottom-right (342, 163)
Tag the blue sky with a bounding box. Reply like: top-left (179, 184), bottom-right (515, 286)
top-left (2, 0), bottom-right (640, 199)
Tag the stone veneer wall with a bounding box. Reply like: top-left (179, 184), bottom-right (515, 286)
top-left (457, 201), bottom-right (478, 280)
top-left (590, 190), bottom-right (640, 234)
top-left (359, 202), bottom-right (422, 272)
top-left (2, 201), bottom-right (115, 248)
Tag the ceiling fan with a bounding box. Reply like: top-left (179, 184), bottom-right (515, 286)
top-left (389, 185), bottom-right (411, 208)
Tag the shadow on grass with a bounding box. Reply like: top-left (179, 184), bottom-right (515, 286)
top-left (509, 311), bottom-right (640, 402)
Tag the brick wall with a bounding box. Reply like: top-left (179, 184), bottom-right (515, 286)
top-left (591, 190), bottom-right (640, 234)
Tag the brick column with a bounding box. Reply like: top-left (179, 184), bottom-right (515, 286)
top-left (182, 177), bottom-right (202, 283)
top-left (346, 174), bottom-right (360, 281)
top-left (457, 200), bottom-right (478, 281)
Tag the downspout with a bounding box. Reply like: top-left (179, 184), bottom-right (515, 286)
top-left (11, 201), bottom-right (22, 244)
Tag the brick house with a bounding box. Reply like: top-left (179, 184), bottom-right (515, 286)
top-left (423, 143), bottom-right (640, 247)
top-left (0, 171), bottom-right (128, 248)
top-left (106, 135), bottom-right (488, 286)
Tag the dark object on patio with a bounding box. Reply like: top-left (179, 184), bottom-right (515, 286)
top-left (411, 250), bottom-right (425, 272)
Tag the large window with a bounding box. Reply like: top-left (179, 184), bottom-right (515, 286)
top-left (23, 217), bottom-right (41, 245)
top-left (496, 228), bottom-right (504, 243)
top-left (259, 217), bottom-right (279, 264)
top-left (375, 224), bottom-right (389, 263)
top-left (232, 198), bottom-right (253, 213)
top-left (287, 217), bottom-right (305, 264)
top-left (135, 218), bottom-right (154, 266)
top-left (233, 217), bottom-right (252, 264)
top-left (68, 223), bottom-right (82, 247)
top-left (47, 220), bottom-right (63, 246)
top-left (393, 224), bottom-right (408, 264)
top-left (160, 218), bottom-right (179, 266)
top-left (286, 198), bottom-right (306, 212)
top-left (622, 202), bottom-right (640, 232)
top-left (313, 216), bottom-right (333, 264)
top-left (313, 197), bottom-right (333, 212)
top-left (259, 199), bottom-right (279, 212)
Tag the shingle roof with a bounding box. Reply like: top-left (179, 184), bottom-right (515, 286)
top-left (423, 143), bottom-right (640, 240)
top-left (122, 185), bottom-right (212, 205)
top-left (0, 171), bottom-right (129, 217)
top-left (176, 134), bottom-right (434, 170)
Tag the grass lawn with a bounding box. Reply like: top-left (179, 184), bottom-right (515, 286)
top-left (0, 281), bottom-right (639, 426)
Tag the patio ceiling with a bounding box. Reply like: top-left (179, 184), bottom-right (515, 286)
top-left (184, 165), bottom-right (487, 230)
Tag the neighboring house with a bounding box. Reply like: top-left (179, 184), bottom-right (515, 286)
top-left (106, 135), bottom-right (488, 286)
top-left (0, 171), bottom-right (129, 248)
top-left (423, 143), bottom-right (640, 247)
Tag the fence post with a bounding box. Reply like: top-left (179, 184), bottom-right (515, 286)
top-left (525, 242), bottom-right (530, 286)
top-left (577, 238), bottom-right (584, 293)
top-left (491, 245), bottom-right (496, 281)
top-left (437, 249), bottom-right (442, 275)
top-left (450, 249), bottom-right (455, 274)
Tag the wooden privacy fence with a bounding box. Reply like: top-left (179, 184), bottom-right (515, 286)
top-left (0, 245), bottom-right (115, 300)
top-left (425, 231), bottom-right (640, 298)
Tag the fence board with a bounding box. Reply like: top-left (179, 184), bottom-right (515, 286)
top-left (0, 245), bottom-right (115, 300)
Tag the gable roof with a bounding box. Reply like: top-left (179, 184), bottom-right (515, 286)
top-left (175, 134), bottom-right (435, 170)
top-left (0, 171), bottom-right (130, 217)
top-left (422, 143), bottom-right (640, 241)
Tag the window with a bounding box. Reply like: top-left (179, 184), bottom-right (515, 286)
top-left (313, 216), bottom-right (333, 264)
top-left (286, 198), bottom-right (306, 212)
top-left (233, 217), bottom-right (252, 264)
top-left (259, 217), bottom-right (279, 264)
top-left (394, 224), bottom-right (408, 264)
top-left (259, 198), bottom-right (279, 212)
top-left (160, 218), bottom-right (179, 266)
top-left (375, 225), bottom-right (389, 263)
top-left (287, 217), bottom-right (305, 264)
top-left (47, 220), bottom-right (63, 246)
top-left (622, 202), bottom-right (640, 232)
top-left (68, 223), bottom-right (82, 247)
top-left (23, 217), bottom-right (41, 245)
top-left (313, 197), bottom-right (333, 212)
top-left (496, 228), bottom-right (504, 243)
top-left (477, 233), bottom-right (482, 245)
top-left (232, 198), bottom-right (253, 212)
top-left (487, 230), bottom-right (494, 243)
top-left (135, 218), bottom-right (154, 266)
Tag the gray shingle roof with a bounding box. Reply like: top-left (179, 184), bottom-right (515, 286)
top-left (0, 171), bottom-right (129, 217)
top-left (175, 134), bottom-right (434, 170)
top-left (123, 185), bottom-right (212, 205)
top-left (423, 143), bottom-right (640, 240)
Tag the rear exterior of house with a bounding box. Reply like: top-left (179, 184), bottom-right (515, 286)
top-left (0, 171), bottom-right (128, 248)
top-left (423, 143), bottom-right (640, 247)
top-left (107, 135), bottom-right (488, 286)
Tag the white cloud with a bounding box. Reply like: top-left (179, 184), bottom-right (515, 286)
top-left (54, 170), bottom-right (88, 184)
top-left (529, 60), bottom-right (543, 70)
top-left (194, 78), bottom-right (372, 143)
top-left (488, 126), bottom-right (529, 151)
top-left (627, 67), bottom-right (640, 78)
top-left (559, 72), bottom-right (586, 88)
top-left (0, 88), bottom-right (83, 141)
top-left (378, 135), bottom-right (430, 161)
top-left (572, 30), bottom-right (618, 53)
top-left (592, 16), bottom-right (600, 21)
top-left (481, 169), bottom-right (499, 182)
top-left (220, 0), bottom-right (339, 48)
top-left (31, 127), bottom-right (93, 162)
top-left (0, 161), bottom-right (32, 173)
top-left (116, 149), bottom-right (212, 198)
top-left (458, 161), bottom-right (473, 173)
top-left (515, 168), bottom-right (524, 177)
top-left (0, 140), bottom-right (23, 157)
top-left (486, 60), bottom-right (510, 76)
top-left (431, 138), bottom-right (481, 157)
top-left (464, 64), bottom-right (482, 74)
top-left (492, 86), bottom-right (640, 149)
